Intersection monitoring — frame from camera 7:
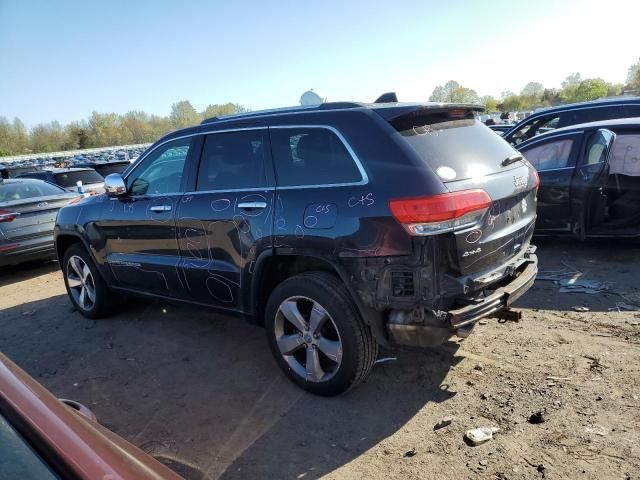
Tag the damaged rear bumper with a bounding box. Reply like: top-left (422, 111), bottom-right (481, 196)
top-left (387, 249), bottom-right (538, 347)
top-left (448, 254), bottom-right (537, 328)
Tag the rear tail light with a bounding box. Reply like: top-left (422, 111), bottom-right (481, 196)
top-left (0, 210), bottom-right (19, 222)
top-left (389, 189), bottom-right (491, 236)
top-left (532, 168), bottom-right (540, 188)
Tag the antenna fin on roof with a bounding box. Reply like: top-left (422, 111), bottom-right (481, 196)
top-left (374, 92), bottom-right (398, 103)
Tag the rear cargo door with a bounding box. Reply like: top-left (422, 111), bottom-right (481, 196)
top-left (446, 164), bottom-right (537, 276)
top-left (570, 129), bottom-right (615, 238)
top-left (389, 109), bottom-right (538, 277)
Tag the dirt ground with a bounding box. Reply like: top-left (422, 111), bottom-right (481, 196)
top-left (1, 239), bottom-right (639, 480)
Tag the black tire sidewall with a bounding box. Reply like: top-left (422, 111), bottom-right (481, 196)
top-left (265, 272), bottom-right (369, 396)
top-left (62, 244), bottom-right (110, 319)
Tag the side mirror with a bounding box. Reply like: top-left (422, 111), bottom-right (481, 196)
top-left (104, 173), bottom-right (127, 197)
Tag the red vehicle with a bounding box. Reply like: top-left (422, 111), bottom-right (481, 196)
top-left (0, 352), bottom-right (182, 479)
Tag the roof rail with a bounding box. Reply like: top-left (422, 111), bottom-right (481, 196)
top-left (201, 102), bottom-right (363, 124)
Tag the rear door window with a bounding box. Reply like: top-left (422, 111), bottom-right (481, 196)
top-left (393, 117), bottom-right (517, 182)
top-left (270, 127), bottom-right (363, 187)
top-left (196, 129), bottom-right (267, 190)
top-left (520, 137), bottom-right (576, 171)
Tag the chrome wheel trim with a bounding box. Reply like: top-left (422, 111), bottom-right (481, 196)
top-left (274, 296), bottom-right (343, 383)
top-left (66, 255), bottom-right (96, 311)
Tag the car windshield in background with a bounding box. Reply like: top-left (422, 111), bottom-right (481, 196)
top-left (93, 164), bottom-right (129, 176)
top-left (54, 170), bottom-right (103, 187)
top-left (0, 414), bottom-right (59, 480)
top-left (394, 118), bottom-right (517, 182)
top-left (0, 180), bottom-right (66, 202)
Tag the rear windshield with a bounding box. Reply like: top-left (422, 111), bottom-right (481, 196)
top-left (54, 170), bottom-right (103, 187)
top-left (0, 180), bottom-right (66, 202)
top-left (94, 163), bottom-right (129, 176)
top-left (394, 117), bottom-right (518, 182)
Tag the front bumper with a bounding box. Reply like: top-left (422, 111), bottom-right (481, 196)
top-left (387, 249), bottom-right (538, 347)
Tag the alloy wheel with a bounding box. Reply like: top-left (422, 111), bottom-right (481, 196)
top-left (66, 255), bottom-right (97, 312)
top-left (274, 296), bottom-right (343, 382)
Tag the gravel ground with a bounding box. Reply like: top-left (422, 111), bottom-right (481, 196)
top-left (1, 238), bottom-right (639, 480)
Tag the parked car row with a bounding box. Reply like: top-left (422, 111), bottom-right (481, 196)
top-left (0, 145), bottom-right (146, 173)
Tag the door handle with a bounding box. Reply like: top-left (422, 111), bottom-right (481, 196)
top-left (149, 205), bottom-right (172, 212)
top-left (237, 201), bottom-right (267, 209)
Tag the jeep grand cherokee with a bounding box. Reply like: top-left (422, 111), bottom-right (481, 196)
top-left (54, 100), bottom-right (538, 395)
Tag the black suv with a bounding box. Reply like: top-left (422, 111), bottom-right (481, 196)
top-left (54, 101), bottom-right (539, 395)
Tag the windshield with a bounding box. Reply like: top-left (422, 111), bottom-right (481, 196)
top-left (0, 180), bottom-right (66, 202)
top-left (394, 118), bottom-right (518, 182)
top-left (53, 170), bottom-right (103, 187)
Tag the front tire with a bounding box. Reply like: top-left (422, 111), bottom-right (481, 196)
top-left (265, 271), bottom-right (378, 396)
top-left (62, 244), bottom-right (114, 319)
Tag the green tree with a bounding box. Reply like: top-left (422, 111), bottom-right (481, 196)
top-left (542, 88), bottom-right (561, 106)
top-left (429, 80), bottom-right (461, 102)
top-left (521, 82), bottom-right (544, 99)
top-left (560, 73), bottom-right (582, 103)
top-left (201, 102), bottom-right (240, 120)
top-left (607, 83), bottom-right (624, 97)
top-left (170, 100), bottom-right (200, 129)
top-left (502, 95), bottom-right (526, 112)
top-left (627, 57), bottom-right (640, 89)
top-left (572, 78), bottom-right (608, 102)
top-left (30, 121), bottom-right (68, 152)
top-left (481, 95), bottom-right (498, 112)
top-left (450, 87), bottom-right (480, 103)
top-left (120, 111), bottom-right (153, 144)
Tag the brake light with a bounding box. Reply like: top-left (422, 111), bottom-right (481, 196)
top-left (0, 209), bottom-right (19, 222)
top-left (448, 108), bottom-right (467, 118)
top-left (532, 168), bottom-right (540, 188)
top-left (389, 189), bottom-right (491, 236)
top-left (68, 195), bottom-right (85, 205)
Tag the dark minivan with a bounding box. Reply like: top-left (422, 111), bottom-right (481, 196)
top-left (55, 101), bottom-right (539, 395)
top-left (503, 97), bottom-right (640, 146)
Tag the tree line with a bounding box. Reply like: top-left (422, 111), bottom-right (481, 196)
top-left (2, 57), bottom-right (639, 157)
top-left (0, 101), bottom-right (247, 157)
top-left (429, 57), bottom-right (640, 113)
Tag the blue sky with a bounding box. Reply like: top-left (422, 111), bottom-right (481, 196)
top-left (1, 0), bottom-right (638, 126)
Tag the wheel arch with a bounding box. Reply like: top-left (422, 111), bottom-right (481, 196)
top-left (250, 251), bottom-right (389, 347)
top-left (55, 232), bottom-right (107, 281)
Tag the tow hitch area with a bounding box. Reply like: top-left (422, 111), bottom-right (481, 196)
top-left (386, 253), bottom-right (537, 347)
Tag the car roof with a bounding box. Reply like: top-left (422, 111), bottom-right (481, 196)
top-left (529, 96), bottom-right (640, 116)
top-left (200, 101), bottom-right (484, 125)
top-left (528, 117), bottom-right (640, 140)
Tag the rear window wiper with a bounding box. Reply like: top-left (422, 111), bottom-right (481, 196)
top-left (501, 154), bottom-right (524, 167)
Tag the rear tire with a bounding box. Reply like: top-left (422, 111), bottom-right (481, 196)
top-left (62, 244), bottom-right (114, 319)
top-left (265, 271), bottom-right (378, 396)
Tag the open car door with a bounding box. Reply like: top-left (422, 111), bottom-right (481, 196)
top-left (570, 128), bottom-right (616, 239)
